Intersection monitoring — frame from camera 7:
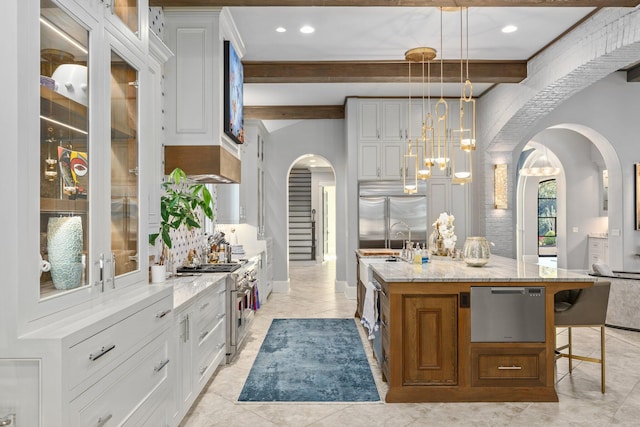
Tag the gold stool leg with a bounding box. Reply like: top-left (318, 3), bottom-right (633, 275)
top-left (568, 327), bottom-right (573, 373)
top-left (601, 325), bottom-right (606, 394)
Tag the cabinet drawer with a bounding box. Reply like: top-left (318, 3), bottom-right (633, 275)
top-left (66, 295), bottom-right (172, 394)
top-left (196, 320), bottom-right (226, 385)
top-left (69, 332), bottom-right (171, 426)
top-left (471, 347), bottom-right (546, 387)
top-left (195, 282), bottom-right (226, 332)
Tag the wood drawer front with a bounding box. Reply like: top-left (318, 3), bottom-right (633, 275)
top-left (471, 347), bottom-right (546, 387)
top-left (196, 320), bottom-right (226, 385)
top-left (70, 332), bottom-right (171, 426)
top-left (195, 282), bottom-right (226, 332)
top-left (67, 295), bottom-right (172, 394)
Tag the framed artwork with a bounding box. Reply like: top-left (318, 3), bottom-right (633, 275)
top-left (223, 40), bottom-right (244, 144)
top-left (636, 163), bottom-right (640, 230)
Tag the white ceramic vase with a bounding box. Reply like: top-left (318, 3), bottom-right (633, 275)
top-left (47, 216), bottom-right (83, 290)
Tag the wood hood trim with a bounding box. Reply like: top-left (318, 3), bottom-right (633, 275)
top-left (164, 145), bottom-right (241, 184)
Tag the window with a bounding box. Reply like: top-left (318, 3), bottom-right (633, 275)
top-left (538, 179), bottom-right (557, 257)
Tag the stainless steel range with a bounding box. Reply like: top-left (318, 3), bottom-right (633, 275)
top-left (225, 258), bottom-right (258, 362)
top-left (176, 260), bottom-right (258, 362)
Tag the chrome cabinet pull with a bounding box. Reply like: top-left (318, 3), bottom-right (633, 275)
top-left (498, 366), bottom-right (522, 370)
top-left (216, 313), bottom-right (225, 320)
top-left (217, 342), bottom-right (225, 350)
top-left (200, 302), bottom-right (210, 311)
top-left (96, 413), bottom-right (112, 427)
top-left (109, 252), bottom-right (116, 289)
top-left (218, 288), bottom-right (226, 295)
top-left (199, 366), bottom-right (207, 375)
top-left (199, 329), bottom-right (210, 341)
top-left (154, 358), bottom-right (170, 372)
top-left (0, 414), bottom-right (14, 426)
top-left (183, 315), bottom-right (190, 343)
top-left (156, 309), bottom-right (171, 319)
top-left (89, 344), bottom-right (116, 361)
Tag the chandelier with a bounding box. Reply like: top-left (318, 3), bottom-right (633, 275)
top-left (519, 147), bottom-right (560, 177)
top-left (402, 7), bottom-right (477, 190)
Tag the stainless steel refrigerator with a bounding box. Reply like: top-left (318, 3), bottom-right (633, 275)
top-left (358, 182), bottom-right (428, 249)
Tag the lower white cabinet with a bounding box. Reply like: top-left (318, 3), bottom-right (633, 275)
top-left (172, 277), bottom-right (227, 425)
top-left (22, 285), bottom-right (174, 426)
top-left (588, 236), bottom-right (609, 269)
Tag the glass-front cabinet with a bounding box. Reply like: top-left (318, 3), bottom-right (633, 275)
top-left (33, 0), bottom-right (148, 323)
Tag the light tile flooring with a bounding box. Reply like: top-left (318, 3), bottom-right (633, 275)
top-left (180, 260), bottom-right (640, 426)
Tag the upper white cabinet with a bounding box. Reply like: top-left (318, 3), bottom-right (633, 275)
top-left (217, 122), bottom-right (268, 229)
top-left (358, 101), bottom-right (380, 140)
top-left (31, 0), bottom-right (154, 326)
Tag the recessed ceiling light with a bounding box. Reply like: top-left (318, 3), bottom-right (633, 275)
top-left (502, 25), bottom-right (518, 34)
top-left (300, 25), bottom-right (315, 34)
top-left (276, 27), bottom-right (286, 33)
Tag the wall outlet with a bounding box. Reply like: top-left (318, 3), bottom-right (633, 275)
top-left (572, 227), bottom-right (579, 233)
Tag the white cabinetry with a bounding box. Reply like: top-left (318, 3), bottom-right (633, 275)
top-left (588, 236), bottom-right (609, 268)
top-left (358, 142), bottom-right (403, 180)
top-left (172, 277), bottom-right (227, 425)
top-left (217, 122), bottom-right (268, 229)
top-left (7, 1), bottom-right (174, 424)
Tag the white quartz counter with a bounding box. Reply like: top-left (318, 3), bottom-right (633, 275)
top-left (371, 255), bottom-right (595, 283)
top-left (170, 273), bottom-right (227, 309)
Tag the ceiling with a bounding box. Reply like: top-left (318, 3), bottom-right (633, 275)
top-left (152, 1), bottom-right (640, 128)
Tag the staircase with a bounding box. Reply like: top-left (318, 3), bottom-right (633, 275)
top-left (289, 168), bottom-right (315, 261)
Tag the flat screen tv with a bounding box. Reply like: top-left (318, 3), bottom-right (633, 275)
top-left (223, 40), bottom-right (244, 144)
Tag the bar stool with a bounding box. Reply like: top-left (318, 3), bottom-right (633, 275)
top-left (554, 281), bottom-right (611, 393)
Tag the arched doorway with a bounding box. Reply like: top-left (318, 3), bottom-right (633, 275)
top-left (516, 125), bottom-right (621, 270)
top-left (287, 155), bottom-right (336, 266)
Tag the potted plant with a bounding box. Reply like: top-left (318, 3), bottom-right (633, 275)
top-left (149, 167), bottom-right (214, 269)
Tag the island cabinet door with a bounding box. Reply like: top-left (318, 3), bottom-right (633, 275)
top-left (402, 295), bottom-right (458, 385)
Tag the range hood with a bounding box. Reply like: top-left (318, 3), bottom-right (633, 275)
top-left (164, 145), bottom-right (241, 184)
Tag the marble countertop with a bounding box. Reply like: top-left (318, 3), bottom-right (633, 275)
top-left (371, 255), bottom-right (595, 283)
top-left (170, 273), bottom-right (227, 309)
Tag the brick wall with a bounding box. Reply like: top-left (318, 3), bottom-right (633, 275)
top-left (476, 7), bottom-right (640, 257)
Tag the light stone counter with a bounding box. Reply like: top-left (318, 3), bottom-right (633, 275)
top-left (170, 273), bottom-right (227, 309)
top-left (371, 254), bottom-right (594, 283)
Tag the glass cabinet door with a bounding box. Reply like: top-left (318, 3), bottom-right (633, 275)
top-left (39, 0), bottom-right (90, 299)
top-left (110, 50), bottom-right (139, 278)
top-left (109, 0), bottom-right (139, 36)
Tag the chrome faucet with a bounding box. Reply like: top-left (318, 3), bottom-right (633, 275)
top-left (390, 221), bottom-right (411, 259)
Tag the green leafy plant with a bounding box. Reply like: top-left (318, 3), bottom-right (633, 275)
top-left (149, 168), bottom-right (214, 253)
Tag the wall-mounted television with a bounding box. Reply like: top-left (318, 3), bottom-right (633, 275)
top-left (223, 40), bottom-right (244, 144)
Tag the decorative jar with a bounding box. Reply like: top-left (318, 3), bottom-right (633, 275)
top-left (462, 237), bottom-right (491, 267)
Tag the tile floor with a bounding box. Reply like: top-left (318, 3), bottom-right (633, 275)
top-left (180, 260), bottom-right (640, 427)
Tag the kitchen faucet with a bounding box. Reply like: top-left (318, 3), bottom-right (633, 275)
top-left (390, 221), bottom-right (411, 258)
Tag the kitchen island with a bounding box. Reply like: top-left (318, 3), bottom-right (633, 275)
top-left (365, 255), bottom-right (596, 403)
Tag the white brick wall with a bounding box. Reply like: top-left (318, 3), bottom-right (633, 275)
top-left (476, 6), bottom-right (640, 257)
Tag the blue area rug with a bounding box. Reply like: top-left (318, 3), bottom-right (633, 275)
top-left (238, 318), bottom-right (380, 402)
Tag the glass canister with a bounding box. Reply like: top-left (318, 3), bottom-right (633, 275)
top-left (462, 237), bottom-right (491, 267)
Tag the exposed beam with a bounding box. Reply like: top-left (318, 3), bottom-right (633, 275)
top-left (627, 63), bottom-right (640, 82)
top-left (244, 60), bottom-right (526, 84)
top-left (245, 105), bottom-right (345, 120)
top-left (151, 1), bottom-right (640, 7)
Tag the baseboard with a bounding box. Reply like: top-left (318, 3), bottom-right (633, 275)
top-left (341, 281), bottom-right (356, 300)
top-left (272, 280), bottom-right (290, 293)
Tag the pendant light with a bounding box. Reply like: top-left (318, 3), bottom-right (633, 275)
top-left (435, 7), bottom-right (450, 172)
top-left (402, 51), bottom-right (419, 194)
top-left (406, 47), bottom-right (437, 182)
top-left (452, 7), bottom-right (473, 185)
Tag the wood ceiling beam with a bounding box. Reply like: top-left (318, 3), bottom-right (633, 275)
top-left (244, 60), bottom-right (526, 84)
top-left (245, 105), bottom-right (345, 120)
top-left (151, 1), bottom-right (640, 7)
